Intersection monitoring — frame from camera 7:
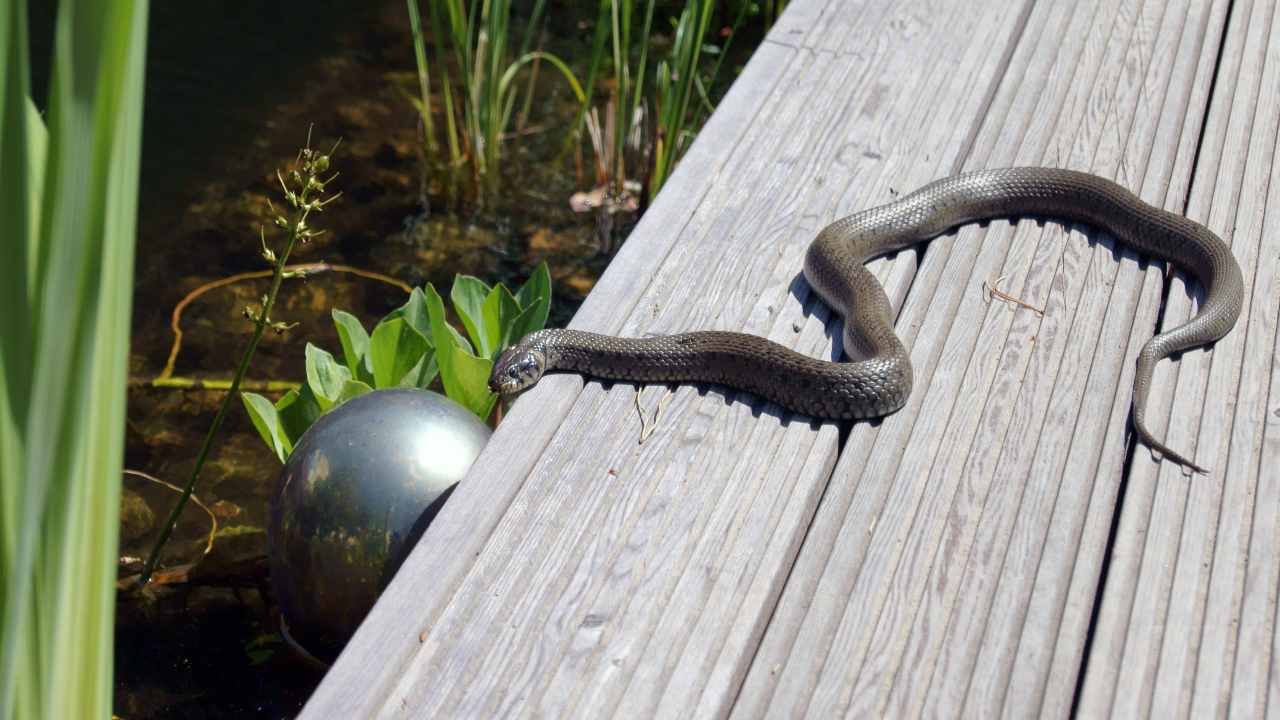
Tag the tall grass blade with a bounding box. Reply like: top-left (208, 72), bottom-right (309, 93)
top-left (652, 0), bottom-right (716, 195)
top-left (0, 0), bottom-right (149, 716)
top-left (405, 0), bottom-right (436, 152)
top-left (0, 0), bottom-right (37, 713)
top-left (567, 0), bottom-right (612, 146)
top-left (420, 0), bottom-right (583, 197)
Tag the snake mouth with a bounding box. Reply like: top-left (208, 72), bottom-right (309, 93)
top-left (490, 347), bottom-right (547, 397)
top-left (492, 377), bottom-right (523, 396)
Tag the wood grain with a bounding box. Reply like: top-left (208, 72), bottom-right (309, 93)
top-left (381, 1), bottom-right (1035, 715)
top-left (734, 0), bottom-right (1232, 717)
top-left (303, 0), bottom-right (1037, 715)
top-left (298, 23), bottom-right (798, 720)
top-left (301, 0), bottom-right (1277, 717)
top-left (1079, 0), bottom-right (1280, 715)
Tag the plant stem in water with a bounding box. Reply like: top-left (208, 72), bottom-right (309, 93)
top-left (138, 141), bottom-right (339, 586)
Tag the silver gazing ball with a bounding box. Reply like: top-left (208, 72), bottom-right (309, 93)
top-left (269, 388), bottom-right (491, 661)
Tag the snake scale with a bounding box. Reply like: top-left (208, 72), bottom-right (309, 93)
top-left (491, 168), bottom-right (1244, 473)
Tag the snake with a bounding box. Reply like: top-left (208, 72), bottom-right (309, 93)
top-left (490, 168), bottom-right (1244, 474)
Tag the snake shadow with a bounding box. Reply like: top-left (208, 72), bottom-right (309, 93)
top-left (596, 378), bottom-right (808, 428)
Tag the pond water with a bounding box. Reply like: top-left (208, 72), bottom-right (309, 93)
top-left (96, 1), bottom-right (765, 716)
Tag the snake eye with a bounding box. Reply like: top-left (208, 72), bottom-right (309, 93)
top-left (491, 346), bottom-right (547, 396)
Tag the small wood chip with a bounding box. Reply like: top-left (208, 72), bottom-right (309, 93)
top-left (982, 275), bottom-right (1045, 316)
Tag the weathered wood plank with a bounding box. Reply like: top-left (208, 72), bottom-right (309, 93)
top-left (302, 0), bottom-right (1037, 715)
top-left (734, 0), bottom-right (1231, 717)
top-left (1079, 0), bottom-right (1280, 715)
top-left (298, 24), bottom-right (800, 720)
top-left (389, 2), bottom-right (1032, 715)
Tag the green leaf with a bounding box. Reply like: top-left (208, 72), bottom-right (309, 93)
top-left (444, 343), bottom-right (499, 419)
top-left (506, 302), bottom-right (545, 349)
top-left (512, 261), bottom-right (552, 340)
top-left (331, 309), bottom-right (370, 376)
top-left (0, 0), bottom-right (151, 715)
top-left (401, 349), bottom-right (439, 389)
top-left (382, 287), bottom-right (432, 340)
top-left (24, 98), bottom-right (47, 278)
top-left (483, 283), bottom-right (522, 358)
top-left (241, 393), bottom-right (289, 463)
top-left (431, 292), bottom-right (475, 355)
top-left (369, 318), bottom-right (430, 389)
top-left (450, 274), bottom-right (493, 355)
top-left (336, 379), bottom-right (374, 404)
top-left (275, 384), bottom-right (322, 449)
top-left (305, 343), bottom-right (352, 411)
top-left (425, 284), bottom-right (497, 419)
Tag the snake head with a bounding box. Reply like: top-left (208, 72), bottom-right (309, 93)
top-left (490, 341), bottom-right (548, 397)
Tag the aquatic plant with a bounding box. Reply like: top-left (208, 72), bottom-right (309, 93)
top-left (651, 0), bottom-right (751, 195)
top-left (138, 135), bottom-right (341, 586)
top-left (0, 0), bottom-right (149, 716)
top-left (604, 0), bottom-right (655, 197)
top-left (242, 264), bottom-right (553, 462)
top-left (573, 0), bottom-right (653, 205)
top-left (405, 0), bottom-right (586, 198)
top-left (760, 0), bottom-right (788, 28)
top-left (577, 0), bottom-right (756, 206)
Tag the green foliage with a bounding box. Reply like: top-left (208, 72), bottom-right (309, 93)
top-left (652, 0), bottom-right (733, 195)
top-left (578, 0), bottom-right (757, 203)
top-left (580, 0), bottom-right (656, 198)
top-left (426, 284), bottom-right (498, 419)
top-left (140, 137), bottom-right (342, 589)
top-left (405, 0), bottom-right (586, 197)
top-left (0, 0), bottom-right (149, 716)
top-left (332, 309), bottom-right (372, 379)
top-left (242, 263), bottom-right (552, 461)
top-left (760, 0), bottom-right (789, 28)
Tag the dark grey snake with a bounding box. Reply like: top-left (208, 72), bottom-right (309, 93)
top-left (491, 168), bottom-right (1244, 473)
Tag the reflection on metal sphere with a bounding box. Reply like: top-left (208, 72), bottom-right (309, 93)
top-left (269, 389), bottom-right (490, 661)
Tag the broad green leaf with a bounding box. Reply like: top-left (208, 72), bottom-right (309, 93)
top-left (450, 274), bottom-right (493, 354)
top-left (425, 284), bottom-right (497, 419)
top-left (424, 283), bottom-right (453, 358)
top-left (483, 283), bottom-right (522, 357)
top-left (424, 284), bottom-right (476, 353)
top-left (441, 343), bottom-right (498, 419)
top-left (241, 392), bottom-right (289, 463)
top-left (506, 301), bottom-right (544, 349)
top-left (426, 283), bottom-right (475, 355)
top-left (401, 349), bottom-right (439, 389)
top-left (305, 343), bottom-right (352, 411)
top-left (449, 322), bottom-right (474, 354)
top-left (331, 309), bottom-right (370, 376)
top-left (512, 261), bottom-right (551, 340)
top-left (275, 384), bottom-right (322, 449)
top-left (382, 286), bottom-right (432, 340)
top-left (515, 260), bottom-right (551, 311)
top-left (336, 379), bottom-right (374, 404)
top-left (369, 317), bottom-right (431, 389)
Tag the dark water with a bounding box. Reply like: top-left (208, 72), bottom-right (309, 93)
top-left (68, 1), bottom-right (766, 716)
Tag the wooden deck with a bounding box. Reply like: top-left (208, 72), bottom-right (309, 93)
top-left (304, 0), bottom-right (1280, 716)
